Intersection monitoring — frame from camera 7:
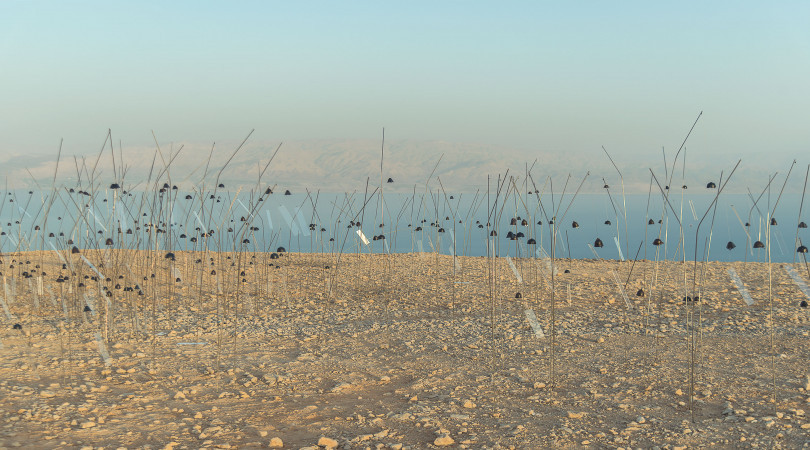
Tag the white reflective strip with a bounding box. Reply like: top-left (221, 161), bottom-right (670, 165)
top-left (728, 268), bottom-right (754, 306)
top-left (87, 209), bottom-right (108, 232)
top-left (506, 255), bottom-right (522, 282)
top-left (785, 265), bottom-right (810, 299)
top-left (294, 208), bottom-right (311, 237)
top-left (0, 294), bottom-right (12, 320)
top-left (237, 198), bottom-right (250, 214)
top-left (278, 205), bottom-right (299, 235)
top-left (193, 211), bottom-right (207, 233)
top-left (614, 237), bottom-right (625, 261)
top-left (356, 229), bottom-right (370, 245)
top-left (48, 241), bottom-right (68, 265)
top-left (84, 293), bottom-right (98, 317)
top-left (95, 332), bottom-right (111, 366)
top-left (525, 309), bottom-right (545, 338)
top-left (265, 209), bottom-right (274, 230)
top-left (80, 254), bottom-right (105, 280)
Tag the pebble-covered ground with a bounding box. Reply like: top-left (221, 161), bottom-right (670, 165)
top-left (1, 250), bottom-right (810, 449)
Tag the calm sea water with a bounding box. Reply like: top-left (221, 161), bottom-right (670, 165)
top-left (1, 190), bottom-right (808, 263)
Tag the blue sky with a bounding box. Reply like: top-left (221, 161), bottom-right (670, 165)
top-left (1, 1), bottom-right (809, 166)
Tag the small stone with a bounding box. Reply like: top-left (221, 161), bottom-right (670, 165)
top-left (675, 389), bottom-right (683, 396)
top-left (434, 434), bottom-right (455, 446)
top-left (173, 391), bottom-right (186, 400)
top-left (80, 421), bottom-right (96, 429)
top-left (567, 411), bottom-right (586, 419)
top-left (463, 400), bottom-right (475, 408)
top-left (40, 390), bottom-right (56, 398)
top-left (317, 436), bottom-right (338, 448)
top-left (268, 437), bottom-right (284, 448)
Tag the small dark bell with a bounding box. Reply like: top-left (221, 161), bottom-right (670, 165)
top-left (510, 218), bottom-right (517, 225)
top-left (726, 241), bottom-right (736, 250)
top-left (648, 219), bottom-right (655, 225)
top-left (564, 269), bottom-right (570, 273)
top-left (798, 245), bottom-right (808, 253)
top-left (515, 292), bottom-right (522, 299)
top-left (653, 238), bottom-right (664, 246)
top-left (387, 178), bottom-right (394, 183)
top-left (799, 221), bottom-right (808, 229)
top-left (13, 323), bottom-right (22, 330)
top-left (490, 231), bottom-right (497, 236)
top-left (770, 218), bottom-right (778, 226)
top-left (636, 289), bottom-right (644, 297)
top-left (572, 221), bottom-right (579, 228)
top-left (604, 220), bottom-right (611, 225)
top-left (594, 238), bottom-right (603, 248)
top-left (110, 183), bottom-right (120, 189)
top-left (527, 238), bottom-right (536, 245)
top-left (706, 182), bottom-right (716, 188)
top-left (284, 190), bottom-right (291, 195)
top-left (801, 300), bottom-right (808, 308)
top-left (277, 247), bottom-right (286, 253)
top-left (165, 252), bottom-right (175, 260)
top-left (71, 246), bottom-right (80, 254)
top-left (753, 241), bottom-right (765, 249)
top-left (83, 306), bottom-right (92, 312)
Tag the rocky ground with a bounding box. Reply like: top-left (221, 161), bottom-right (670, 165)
top-left (1, 250), bottom-right (810, 449)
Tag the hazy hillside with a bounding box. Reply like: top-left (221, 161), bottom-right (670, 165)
top-left (3, 139), bottom-right (798, 194)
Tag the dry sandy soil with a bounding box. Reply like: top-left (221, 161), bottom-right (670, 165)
top-left (1, 250), bottom-right (810, 449)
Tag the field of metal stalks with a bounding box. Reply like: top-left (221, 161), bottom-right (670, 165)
top-left (2, 133), bottom-right (810, 449)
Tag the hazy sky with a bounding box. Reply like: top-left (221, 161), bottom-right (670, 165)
top-left (1, 1), bottom-right (809, 165)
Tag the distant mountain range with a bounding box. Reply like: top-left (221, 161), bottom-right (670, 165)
top-left (2, 139), bottom-right (800, 194)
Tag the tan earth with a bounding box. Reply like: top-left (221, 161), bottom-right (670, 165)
top-left (1, 250), bottom-right (810, 449)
